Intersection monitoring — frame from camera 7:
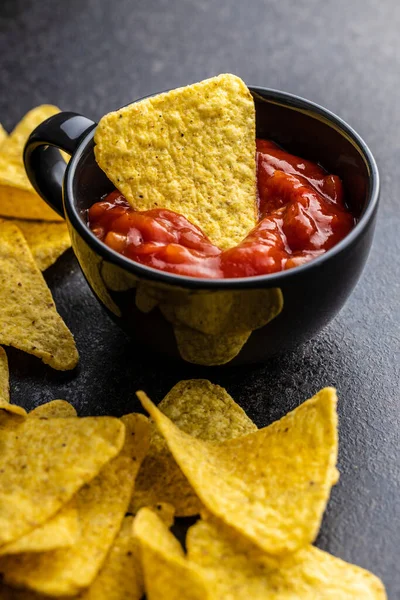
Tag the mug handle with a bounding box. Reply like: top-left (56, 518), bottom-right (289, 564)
top-left (24, 113), bottom-right (96, 218)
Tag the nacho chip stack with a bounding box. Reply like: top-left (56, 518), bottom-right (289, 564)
top-left (0, 107), bottom-right (72, 272)
top-left (0, 106), bottom-right (63, 221)
top-left (0, 399), bottom-right (151, 599)
top-left (134, 383), bottom-right (386, 599)
top-left (0, 361), bottom-right (387, 598)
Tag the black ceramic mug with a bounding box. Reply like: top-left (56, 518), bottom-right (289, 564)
top-left (24, 88), bottom-right (379, 365)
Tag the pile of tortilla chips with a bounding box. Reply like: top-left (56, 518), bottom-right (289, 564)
top-left (0, 106), bottom-right (71, 268)
top-left (132, 386), bottom-right (385, 599)
top-left (0, 363), bottom-right (152, 599)
top-left (0, 107), bottom-right (77, 370)
top-left (0, 361), bottom-right (386, 598)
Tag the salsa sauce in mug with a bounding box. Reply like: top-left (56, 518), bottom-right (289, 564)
top-left (87, 140), bottom-right (354, 279)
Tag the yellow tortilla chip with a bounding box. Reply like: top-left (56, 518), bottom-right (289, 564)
top-left (0, 455), bottom-right (135, 596)
top-left (0, 500), bottom-right (79, 557)
top-left (187, 519), bottom-right (387, 599)
top-left (174, 325), bottom-right (251, 365)
top-left (0, 221), bottom-right (78, 370)
top-left (0, 124), bottom-right (7, 147)
top-left (161, 288), bottom-right (283, 336)
top-left (0, 413), bottom-right (124, 546)
top-left (158, 380), bottom-right (257, 440)
top-left (138, 388), bottom-right (338, 555)
top-left (80, 516), bottom-right (143, 600)
top-left (0, 106), bottom-right (64, 221)
top-left (155, 286), bottom-right (283, 365)
top-left (131, 380), bottom-right (257, 517)
top-left (8, 219), bottom-right (71, 271)
top-left (0, 347), bottom-right (10, 402)
top-left (0, 398), bottom-right (27, 417)
top-left (120, 413), bottom-right (151, 463)
top-left (94, 74), bottom-right (257, 249)
top-left (29, 399), bottom-right (77, 418)
top-left (133, 508), bottom-right (211, 600)
top-left (2, 106), bottom-right (60, 160)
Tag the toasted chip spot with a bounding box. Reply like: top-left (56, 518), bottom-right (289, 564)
top-left (9, 219), bottom-right (71, 271)
top-left (0, 414), bottom-right (124, 546)
top-left (0, 347), bottom-right (10, 403)
top-left (0, 106), bottom-right (64, 221)
top-left (138, 388), bottom-right (338, 555)
top-left (187, 519), bottom-right (387, 600)
top-left (94, 74), bottom-right (257, 249)
top-left (133, 508), bottom-right (211, 600)
top-left (131, 380), bottom-right (257, 517)
top-left (0, 221), bottom-right (78, 370)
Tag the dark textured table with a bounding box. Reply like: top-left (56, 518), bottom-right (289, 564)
top-left (1, 0), bottom-right (399, 596)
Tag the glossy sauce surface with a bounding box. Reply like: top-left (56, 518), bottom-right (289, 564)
top-left (88, 140), bottom-right (354, 278)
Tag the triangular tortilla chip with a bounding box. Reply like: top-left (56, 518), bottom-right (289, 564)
top-left (0, 413), bottom-right (124, 546)
top-left (131, 380), bottom-right (257, 517)
top-left (94, 74), bottom-right (257, 249)
top-left (133, 508), bottom-right (211, 600)
top-left (0, 221), bottom-right (78, 370)
top-left (0, 347), bottom-right (9, 402)
top-left (29, 399), bottom-right (77, 418)
top-left (0, 398), bottom-right (27, 417)
top-left (138, 388), bottom-right (338, 555)
top-left (8, 219), bottom-right (71, 271)
top-left (187, 519), bottom-right (387, 599)
top-left (81, 516), bottom-right (143, 600)
top-left (0, 415), bottom-right (149, 596)
top-left (0, 106), bottom-right (63, 221)
top-left (120, 413), bottom-right (151, 462)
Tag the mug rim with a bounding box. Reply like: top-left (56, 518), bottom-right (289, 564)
top-left (64, 86), bottom-right (380, 290)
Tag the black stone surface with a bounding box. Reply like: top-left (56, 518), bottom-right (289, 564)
top-left (0, 0), bottom-right (399, 596)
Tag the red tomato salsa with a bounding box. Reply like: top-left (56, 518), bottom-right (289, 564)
top-left (88, 140), bottom-right (354, 279)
